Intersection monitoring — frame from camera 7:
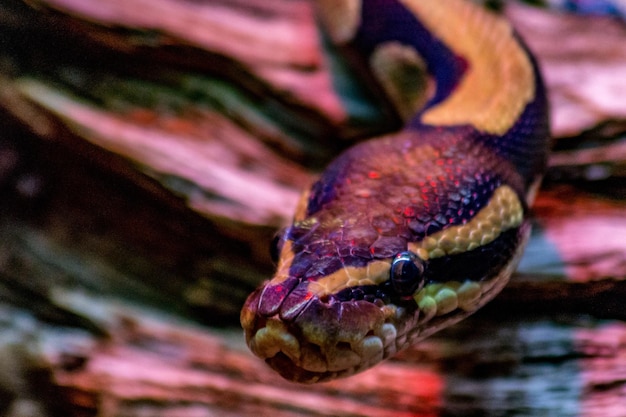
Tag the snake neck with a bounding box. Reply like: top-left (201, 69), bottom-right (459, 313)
top-left (319, 0), bottom-right (550, 191)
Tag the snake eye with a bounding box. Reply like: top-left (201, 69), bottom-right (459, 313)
top-left (390, 251), bottom-right (425, 297)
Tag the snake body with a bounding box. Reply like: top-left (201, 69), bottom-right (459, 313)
top-left (241, 0), bottom-right (550, 383)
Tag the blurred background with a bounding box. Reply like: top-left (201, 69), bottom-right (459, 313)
top-left (0, 0), bottom-right (625, 415)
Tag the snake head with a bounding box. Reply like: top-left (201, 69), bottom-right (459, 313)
top-left (241, 229), bottom-right (405, 383)
top-left (240, 132), bottom-right (531, 382)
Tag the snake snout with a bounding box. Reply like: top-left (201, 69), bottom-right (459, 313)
top-left (241, 285), bottom-right (402, 383)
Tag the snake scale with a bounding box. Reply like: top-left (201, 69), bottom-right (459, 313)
top-left (241, 0), bottom-right (550, 383)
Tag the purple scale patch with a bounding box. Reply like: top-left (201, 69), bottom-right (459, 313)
top-left (370, 236), bottom-right (407, 258)
top-left (356, 0), bottom-right (467, 109)
top-left (279, 282), bottom-right (316, 321)
top-left (371, 214), bottom-right (398, 235)
top-left (304, 257), bottom-right (345, 280)
top-left (350, 245), bottom-right (373, 259)
top-left (257, 277), bottom-right (299, 317)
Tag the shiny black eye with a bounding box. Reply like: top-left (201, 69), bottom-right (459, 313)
top-left (390, 251), bottom-right (425, 297)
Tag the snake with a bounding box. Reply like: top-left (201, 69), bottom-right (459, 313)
top-left (240, 0), bottom-right (550, 383)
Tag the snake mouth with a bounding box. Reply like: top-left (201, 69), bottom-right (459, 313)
top-left (253, 317), bottom-right (391, 383)
top-left (241, 288), bottom-right (406, 383)
top-left (240, 270), bottom-right (516, 383)
top-left (244, 273), bottom-right (522, 382)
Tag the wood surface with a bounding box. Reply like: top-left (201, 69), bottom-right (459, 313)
top-left (0, 0), bottom-right (625, 416)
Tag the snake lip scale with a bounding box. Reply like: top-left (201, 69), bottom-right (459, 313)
top-left (241, 0), bottom-right (550, 383)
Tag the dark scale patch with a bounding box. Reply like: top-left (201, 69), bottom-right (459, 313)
top-left (425, 227), bottom-right (524, 284)
top-left (334, 280), bottom-right (418, 309)
top-left (286, 221), bottom-right (320, 243)
top-left (303, 257), bottom-right (345, 280)
top-left (306, 154), bottom-right (352, 216)
top-left (288, 253), bottom-right (315, 280)
top-left (477, 41), bottom-right (550, 187)
top-left (335, 282), bottom-right (391, 305)
top-left (356, 0), bottom-right (467, 108)
top-left (350, 245), bottom-right (374, 259)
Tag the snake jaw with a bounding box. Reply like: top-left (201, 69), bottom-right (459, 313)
top-left (241, 283), bottom-right (411, 383)
top-left (243, 286), bottom-right (483, 384)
